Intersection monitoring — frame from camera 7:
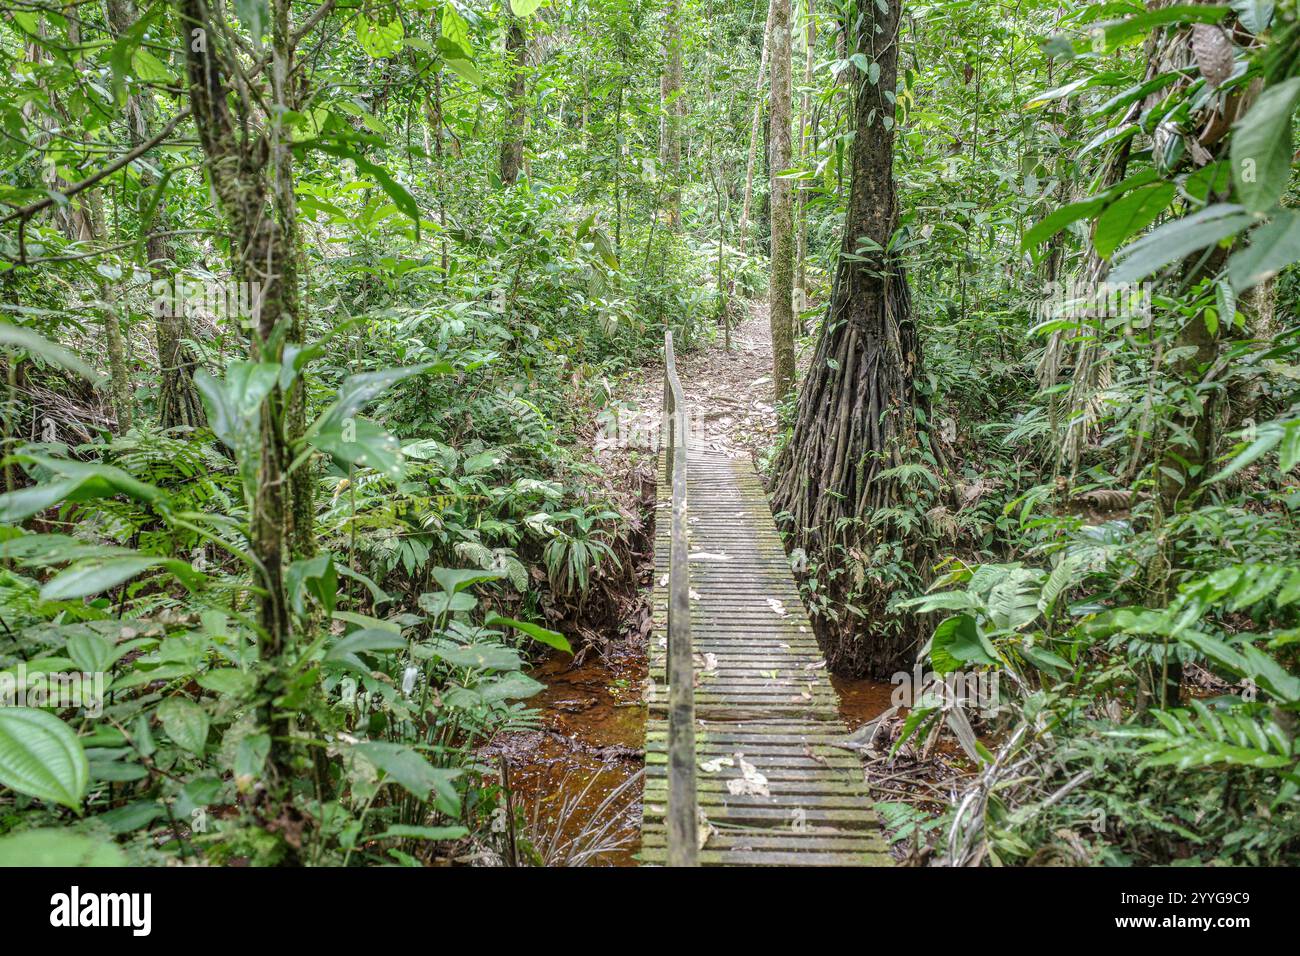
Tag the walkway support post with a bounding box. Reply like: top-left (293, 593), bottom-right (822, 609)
top-left (663, 330), bottom-right (698, 866)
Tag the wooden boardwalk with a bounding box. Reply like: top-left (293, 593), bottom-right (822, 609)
top-left (640, 444), bottom-right (890, 866)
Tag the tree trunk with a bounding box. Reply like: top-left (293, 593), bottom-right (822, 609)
top-left (771, 0), bottom-right (923, 678)
top-left (739, 3), bottom-right (775, 254)
top-left (768, 0), bottom-right (795, 400)
top-left (795, 0), bottom-right (816, 312)
top-left (104, 0), bottom-right (206, 432)
top-left (500, 14), bottom-right (527, 186)
top-left (659, 0), bottom-right (684, 229)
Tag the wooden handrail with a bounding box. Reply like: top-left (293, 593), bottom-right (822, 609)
top-left (662, 330), bottom-right (698, 866)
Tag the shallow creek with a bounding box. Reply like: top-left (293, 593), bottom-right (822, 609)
top-left (488, 643), bottom-right (895, 866)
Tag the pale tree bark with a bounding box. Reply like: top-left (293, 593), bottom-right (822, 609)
top-left (772, 0), bottom-right (928, 677)
top-left (659, 0), bottom-right (685, 229)
top-left (739, 2), bottom-right (775, 254)
top-left (500, 13), bottom-right (527, 186)
top-left (104, 0), bottom-right (206, 432)
top-left (768, 0), bottom-right (795, 400)
top-left (794, 0), bottom-right (816, 312)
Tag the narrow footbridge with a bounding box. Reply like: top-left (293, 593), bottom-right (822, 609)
top-left (639, 332), bottom-right (890, 866)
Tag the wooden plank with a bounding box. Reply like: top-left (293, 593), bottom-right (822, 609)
top-left (640, 421), bottom-right (889, 867)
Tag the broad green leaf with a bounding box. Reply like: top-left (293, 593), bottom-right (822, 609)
top-left (1108, 203), bottom-right (1253, 284)
top-left (352, 742), bottom-right (461, 815)
top-left (356, 15), bottom-right (405, 58)
top-left (0, 829), bottom-right (125, 866)
top-left (510, 0), bottom-right (543, 15)
top-left (485, 614), bottom-right (572, 653)
top-left (40, 556), bottom-right (199, 601)
top-left (195, 363), bottom-right (280, 475)
top-left (1230, 0), bottom-right (1274, 34)
top-left (426, 642), bottom-right (523, 670)
top-left (130, 49), bottom-right (172, 83)
top-left (286, 554), bottom-right (337, 618)
top-left (157, 698), bottom-right (209, 755)
top-left (373, 825), bottom-right (469, 841)
top-left (431, 567), bottom-right (506, 594)
top-left (0, 325), bottom-right (104, 384)
top-left (310, 416), bottom-right (403, 476)
top-left (325, 628), bottom-right (407, 671)
top-left (476, 670), bottom-right (544, 703)
top-left (0, 709), bottom-right (88, 810)
top-left (1231, 77), bottom-right (1300, 214)
top-left (195, 669), bottom-right (256, 696)
top-left (929, 614), bottom-right (997, 674)
top-left (441, 3), bottom-right (471, 57)
top-left (1228, 209), bottom-right (1300, 292)
top-left (1094, 182), bottom-right (1175, 259)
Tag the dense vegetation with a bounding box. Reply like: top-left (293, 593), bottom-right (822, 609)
top-left (0, 0), bottom-right (1297, 867)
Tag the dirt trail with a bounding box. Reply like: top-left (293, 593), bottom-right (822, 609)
top-left (618, 304), bottom-right (782, 464)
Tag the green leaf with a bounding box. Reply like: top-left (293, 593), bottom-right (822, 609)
top-left (356, 15), bottom-right (405, 58)
top-left (1228, 209), bottom-right (1300, 292)
top-left (325, 628), bottom-right (407, 671)
top-left (0, 325), bottom-right (105, 385)
top-left (286, 554), bottom-right (337, 618)
top-left (476, 670), bottom-right (545, 703)
top-left (312, 142), bottom-right (422, 235)
top-left (195, 362), bottom-right (280, 471)
top-left (1022, 196), bottom-right (1106, 253)
top-left (443, 56), bottom-right (485, 87)
top-left (441, 3), bottom-right (471, 57)
top-left (0, 455), bottom-right (164, 524)
top-left (1094, 182), bottom-right (1175, 259)
top-left (1231, 77), bottom-right (1300, 214)
top-left (0, 709), bottom-right (89, 810)
top-left (40, 555), bottom-right (199, 601)
top-left (66, 633), bottom-right (115, 674)
top-left (425, 642), bottom-right (522, 669)
top-left (0, 829), bottom-right (125, 866)
top-left (232, 0), bottom-right (269, 40)
top-left (352, 742), bottom-right (461, 815)
top-left (373, 825), bottom-right (469, 841)
top-left (485, 615), bottom-right (572, 653)
top-left (1209, 425), bottom-right (1283, 482)
top-left (1230, 1), bottom-right (1274, 34)
top-left (1108, 203), bottom-right (1253, 284)
top-left (130, 49), bottom-right (172, 84)
top-left (510, 0), bottom-right (543, 15)
top-left (929, 614), bottom-right (998, 674)
top-left (157, 698), bottom-right (209, 755)
top-left (431, 567), bottom-right (505, 594)
top-left (196, 669), bottom-right (256, 697)
top-left (311, 416), bottom-right (404, 476)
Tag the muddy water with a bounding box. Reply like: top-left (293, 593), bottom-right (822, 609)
top-left (491, 649), bottom-right (897, 866)
top-left (831, 675), bottom-right (898, 730)
top-left (487, 646), bottom-right (647, 866)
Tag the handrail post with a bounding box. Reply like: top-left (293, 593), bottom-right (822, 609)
top-left (662, 329), bottom-right (697, 866)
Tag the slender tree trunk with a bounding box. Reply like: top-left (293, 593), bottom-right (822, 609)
top-left (739, 3), bottom-right (775, 254)
top-left (771, 0), bottom-right (924, 678)
top-left (768, 0), bottom-right (795, 399)
top-left (105, 0), bottom-right (206, 432)
top-left (660, 0), bottom-right (684, 229)
top-left (795, 0), bottom-right (816, 312)
top-left (500, 14), bottom-right (527, 186)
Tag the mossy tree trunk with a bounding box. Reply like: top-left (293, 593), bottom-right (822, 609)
top-left (771, 0), bottom-right (925, 678)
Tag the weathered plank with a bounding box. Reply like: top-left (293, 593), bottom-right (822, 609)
top-left (639, 439), bottom-right (890, 867)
